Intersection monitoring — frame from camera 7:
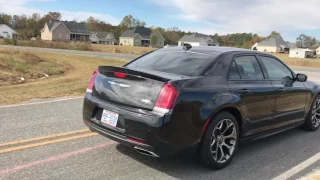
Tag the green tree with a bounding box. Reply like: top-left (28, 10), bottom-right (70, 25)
top-left (150, 34), bottom-right (159, 47)
top-left (296, 34), bottom-right (318, 48)
top-left (0, 13), bottom-right (12, 25)
top-left (39, 12), bottom-right (61, 28)
top-left (267, 31), bottom-right (282, 39)
top-left (119, 15), bottom-right (146, 32)
top-left (165, 27), bottom-right (181, 45)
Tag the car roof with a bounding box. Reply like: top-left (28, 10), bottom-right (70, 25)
top-left (159, 46), bottom-right (256, 55)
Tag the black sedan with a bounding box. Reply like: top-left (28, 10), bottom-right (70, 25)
top-left (83, 46), bottom-right (320, 169)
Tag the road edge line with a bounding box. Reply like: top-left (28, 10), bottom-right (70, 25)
top-left (0, 133), bottom-right (98, 154)
top-left (0, 129), bottom-right (89, 147)
top-left (0, 97), bottom-right (83, 109)
top-left (272, 152), bottom-right (320, 180)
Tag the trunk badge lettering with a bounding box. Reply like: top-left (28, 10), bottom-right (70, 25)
top-left (141, 99), bottom-right (152, 105)
top-left (108, 81), bottom-right (130, 88)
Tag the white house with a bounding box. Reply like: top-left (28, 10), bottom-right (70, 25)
top-left (178, 33), bottom-right (219, 46)
top-left (289, 48), bottom-right (313, 58)
top-left (251, 42), bottom-right (258, 50)
top-left (90, 33), bottom-right (99, 43)
top-left (0, 24), bottom-right (18, 39)
top-left (90, 32), bottom-right (116, 45)
top-left (316, 46), bottom-right (320, 58)
top-left (255, 37), bottom-right (289, 53)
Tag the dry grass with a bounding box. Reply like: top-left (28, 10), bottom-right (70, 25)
top-left (299, 169), bottom-right (320, 180)
top-left (0, 40), bottom-right (156, 55)
top-left (92, 44), bottom-right (155, 55)
top-left (274, 53), bottom-right (320, 68)
top-left (0, 50), bottom-right (72, 86)
top-left (0, 49), bottom-right (126, 105)
top-left (0, 40), bottom-right (94, 51)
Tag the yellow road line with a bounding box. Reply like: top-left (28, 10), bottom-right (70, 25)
top-left (0, 129), bottom-right (90, 148)
top-left (0, 132), bottom-right (98, 154)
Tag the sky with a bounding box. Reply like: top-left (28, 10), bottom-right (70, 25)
top-left (0, 0), bottom-right (320, 42)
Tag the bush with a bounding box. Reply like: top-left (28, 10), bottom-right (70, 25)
top-left (3, 38), bottom-right (17, 45)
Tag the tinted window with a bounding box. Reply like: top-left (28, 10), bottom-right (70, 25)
top-left (234, 56), bottom-right (264, 79)
top-left (126, 51), bottom-right (216, 76)
top-left (259, 56), bottom-right (293, 79)
top-left (228, 61), bottom-right (240, 79)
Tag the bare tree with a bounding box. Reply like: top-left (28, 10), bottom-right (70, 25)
top-left (296, 34), bottom-right (318, 48)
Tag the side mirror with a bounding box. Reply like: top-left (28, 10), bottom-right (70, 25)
top-left (296, 73), bottom-right (308, 82)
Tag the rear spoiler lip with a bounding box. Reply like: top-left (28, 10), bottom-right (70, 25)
top-left (98, 66), bottom-right (171, 82)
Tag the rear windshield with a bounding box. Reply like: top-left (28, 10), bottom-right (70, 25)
top-left (125, 50), bottom-right (216, 76)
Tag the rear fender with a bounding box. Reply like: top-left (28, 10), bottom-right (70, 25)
top-left (201, 92), bottom-right (243, 134)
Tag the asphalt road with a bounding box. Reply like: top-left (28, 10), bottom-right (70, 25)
top-left (0, 97), bottom-right (320, 180)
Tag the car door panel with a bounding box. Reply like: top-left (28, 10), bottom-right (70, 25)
top-left (269, 80), bottom-right (307, 129)
top-left (258, 56), bottom-right (307, 130)
top-left (228, 80), bottom-right (275, 137)
top-left (227, 55), bottom-right (275, 137)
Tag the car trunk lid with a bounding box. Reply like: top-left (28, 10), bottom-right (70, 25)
top-left (92, 66), bottom-right (185, 110)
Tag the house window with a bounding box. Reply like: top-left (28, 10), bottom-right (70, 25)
top-left (3, 31), bottom-right (8, 33)
top-left (135, 40), bottom-right (140, 43)
top-left (66, 34), bottom-right (69, 40)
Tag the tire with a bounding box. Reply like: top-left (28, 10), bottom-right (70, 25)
top-left (304, 95), bottom-right (320, 131)
top-left (199, 112), bottom-right (239, 169)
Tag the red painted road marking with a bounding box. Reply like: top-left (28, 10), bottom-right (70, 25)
top-left (0, 141), bottom-right (116, 177)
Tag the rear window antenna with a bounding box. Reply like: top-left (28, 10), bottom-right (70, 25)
top-left (183, 43), bottom-right (192, 51)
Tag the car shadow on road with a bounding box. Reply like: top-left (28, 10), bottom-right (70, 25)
top-left (115, 127), bottom-right (318, 180)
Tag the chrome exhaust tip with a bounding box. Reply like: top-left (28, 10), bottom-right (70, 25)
top-left (134, 146), bottom-right (159, 157)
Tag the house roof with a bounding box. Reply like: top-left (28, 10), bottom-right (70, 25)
top-left (0, 24), bottom-right (17, 34)
top-left (288, 42), bottom-right (297, 49)
top-left (47, 21), bottom-right (91, 35)
top-left (150, 31), bottom-right (165, 40)
top-left (120, 27), bottom-right (152, 39)
top-left (257, 37), bottom-right (289, 48)
top-left (158, 46), bottom-right (251, 55)
top-left (178, 33), bottom-right (217, 43)
top-left (95, 32), bottom-right (115, 40)
top-left (290, 48), bottom-right (313, 52)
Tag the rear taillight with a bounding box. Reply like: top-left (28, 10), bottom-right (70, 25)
top-left (154, 83), bottom-right (179, 114)
top-left (86, 70), bottom-right (98, 93)
top-left (114, 72), bottom-right (126, 78)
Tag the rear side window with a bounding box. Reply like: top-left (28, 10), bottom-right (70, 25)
top-left (126, 51), bottom-right (216, 76)
top-left (228, 61), bottom-right (240, 79)
top-left (234, 56), bottom-right (264, 79)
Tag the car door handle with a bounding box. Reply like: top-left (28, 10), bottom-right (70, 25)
top-left (238, 89), bottom-right (250, 94)
top-left (276, 88), bottom-right (285, 92)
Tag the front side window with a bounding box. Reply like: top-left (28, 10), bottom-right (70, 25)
top-left (233, 56), bottom-right (264, 79)
top-left (259, 56), bottom-right (293, 79)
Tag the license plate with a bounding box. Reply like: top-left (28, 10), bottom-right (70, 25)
top-left (101, 109), bottom-right (119, 127)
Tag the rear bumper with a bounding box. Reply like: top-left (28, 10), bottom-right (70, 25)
top-left (84, 120), bottom-right (159, 157)
top-left (83, 93), bottom-right (198, 157)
